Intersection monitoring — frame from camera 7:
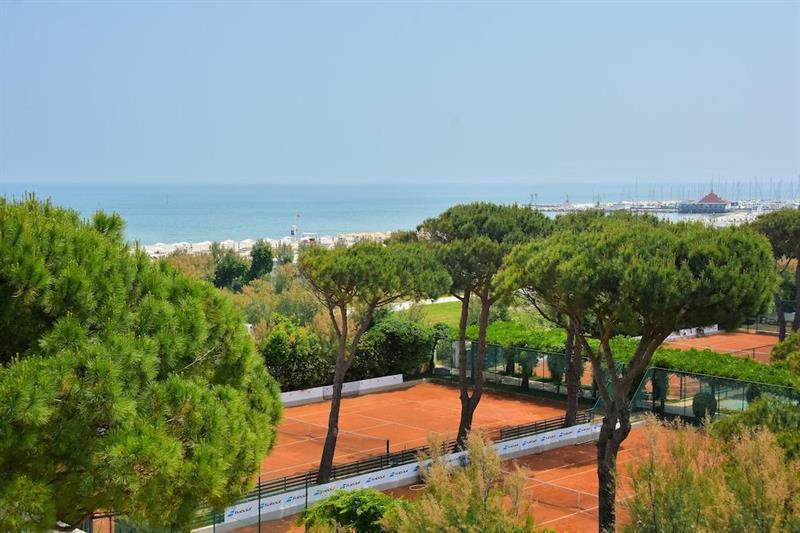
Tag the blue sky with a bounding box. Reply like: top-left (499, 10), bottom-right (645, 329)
top-left (1, 1), bottom-right (798, 184)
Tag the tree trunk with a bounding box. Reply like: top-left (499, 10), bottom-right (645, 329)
top-left (318, 307), bottom-right (354, 484)
top-left (596, 398), bottom-right (632, 533)
top-left (456, 296), bottom-right (489, 447)
top-left (429, 338), bottom-right (437, 376)
top-left (506, 355), bottom-right (515, 375)
top-left (564, 321), bottom-right (582, 427)
top-left (774, 292), bottom-right (787, 341)
top-left (456, 291), bottom-right (472, 447)
top-left (317, 347), bottom-right (347, 483)
top-left (793, 258), bottom-right (800, 334)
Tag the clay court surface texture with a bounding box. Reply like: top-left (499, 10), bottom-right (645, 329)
top-left (259, 382), bottom-right (566, 481)
top-left (239, 429), bottom-right (648, 533)
top-left (665, 330), bottom-right (778, 363)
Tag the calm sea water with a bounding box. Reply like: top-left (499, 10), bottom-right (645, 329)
top-left (1, 181), bottom-right (708, 244)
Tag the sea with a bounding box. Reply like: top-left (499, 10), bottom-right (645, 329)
top-left (0, 181), bottom-right (761, 245)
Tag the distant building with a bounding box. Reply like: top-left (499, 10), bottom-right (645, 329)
top-left (678, 191), bottom-right (732, 214)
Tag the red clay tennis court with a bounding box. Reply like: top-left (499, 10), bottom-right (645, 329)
top-left (259, 381), bottom-right (567, 482)
top-left (665, 331), bottom-right (778, 363)
top-left (249, 428), bottom-right (648, 533)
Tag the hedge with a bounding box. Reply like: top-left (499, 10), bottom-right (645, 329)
top-left (466, 321), bottom-right (567, 351)
top-left (472, 321), bottom-right (800, 389)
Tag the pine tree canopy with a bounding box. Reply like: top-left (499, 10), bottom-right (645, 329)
top-left (0, 197), bottom-right (282, 531)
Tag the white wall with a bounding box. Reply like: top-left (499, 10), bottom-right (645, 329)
top-left (280, 374), bottom-right (404, 407)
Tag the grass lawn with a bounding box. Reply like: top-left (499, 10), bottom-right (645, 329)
top-left (406, 300), bottom-right (463, 328)
top-left (402, 301), bottom-right (546, 330)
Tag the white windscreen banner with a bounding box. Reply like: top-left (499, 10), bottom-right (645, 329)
top-left (666, 324), bottom-right (719, 341)
top-left (220, 420), bottom-right (600, 525)
top-left (279, 374), bottom-right (403, 405)
top-left (493, 421), bottom-right (600, 458)
top-left (222, 455), bottom-right (448, 524)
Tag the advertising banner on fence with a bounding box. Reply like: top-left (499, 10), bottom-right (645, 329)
top-left (222, 456), bottom-right (431, 524)
top-left (219, 420), bottom-right (602, 526)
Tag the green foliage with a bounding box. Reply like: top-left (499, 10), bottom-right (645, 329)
top-left (300, 242), bottom-right (451, 313)
top-left (301, 489), bottom-right (405, 533)
top-left (212, 248), bottom-right (249, 291)
top-left (229, 278), bottom-right (277, 326)
top-left (274, 242), bottom-right (294, 265)
top-left (502, 216), bottom-right (776, 530)
top-left (351, 317), bottom-right (433, 380)
top-left (0, 198), bottom-right (282, 529)
top-left (247, 239), bottom-right (273, 281)
top-left (546, 353), bottom-right (566, 389)
top-left (477, 321), bottom-right (800, 389)
top-left (517, 350), bottom-right (540, 390)
top-left (652, 368), bottom-right (669, 403)
top-left (771, 331), bottom-right (800, 374)
top-left (466, 321), bottom-right (568, 352)
top-left (401, 300), bottom-right (462, 328)
top-left (646, 348), bottom-right (800, 388)
top-left (228, 269), bottom-right (323, 330)
top-left (274, 282), bottom-right (322, 326)
top-left (383, 432), bottom-right (539, 532)
top-left (752, 208), bottom-right (800, 260)
top-left (712, 398), bottom-right (800, 460)
top-left (624, 420), bottom-right (728, 533)
top-left (504, 214), bottom-right (775, 340)
top-left (259, 316), bottom-right (332, 391)
top-left (467, 299), bottom-right (510, 325)
top-left (419, 203), bottom-right (552, 301)
top-left (431, 322), bottom-right (456, 342)
top-left (553, 209), bottom-right (607, 232)
top-left (625, 419), bottom-right (800, 533)
top-left (299, 241), bottom-right (450, 480)
top-left (0, 476), bottom-right (56, 532)
top-left (692, 392), bottom-right (718, 419)
top-left (161, 250), bottom-right (215, 281)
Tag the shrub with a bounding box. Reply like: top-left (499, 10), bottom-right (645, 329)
top-left (772, 331), bottom-right (800, 374)
top-left (625, 418), bottom-right (800, 532)
top-left (647, 348), bottom-right (800, 388)
top-left (692, 392), bottom-right (718, 419)
top-left (712, 397), bottom-right (800, 460)
top-left (547, 353), bottom-right (566, 390)
top-left (467, 321), bottom-right (567, 351)
top-left (517, 350), bottom-right (540, 390)
top-left (479, 322), bottom-right (800, 389)
top-left (383, 432), bottom-right (537, 532)
top-left (300, 489), bottom-right (404, 533)
top-left (212, 248), bottom-right (249, 291)
top-left (161, 249), bottom-right (215, 281)
top-left (247, 239), bottom-right (273, 281)
top-left (228, 271), bottom-right (323, 329)
top-left (351, 317), bottom-right (433, 380)
top-left (651, 368), bottom-right (669, 412)
top-left (273, 282), bottom-right (323, 325)
top-left (259, 316), bottom-right (332, 391)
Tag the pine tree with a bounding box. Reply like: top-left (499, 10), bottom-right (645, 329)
top-left (0, 197), bottom-right (282, 530)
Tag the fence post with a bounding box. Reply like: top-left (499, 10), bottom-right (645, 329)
top-left (304, 477), bottom-right (309, 509)
top-left (257, 470), bottom-right (262, 533)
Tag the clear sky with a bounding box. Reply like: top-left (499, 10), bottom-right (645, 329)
top-left (1, 1), bottom-right (798, 185)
